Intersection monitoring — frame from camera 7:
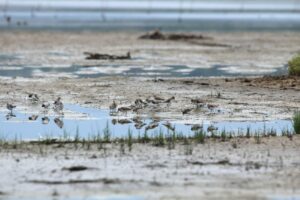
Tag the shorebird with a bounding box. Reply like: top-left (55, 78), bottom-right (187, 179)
top-left (182, 108), bottom-right (193, 115)
top-left (132, 116), bottom-right (143, 124)
top-left (191, 124), bottom-right (203, 131)
top-left (53, 97), bottom-right (64, 114)
top-left (42, 102), bottom-right (50, 109)
top-left (28, 115), bottom-right (38, 121)
top-left (145, 122), bottom-right (159, 131)
top-left (207, 104), bottom-right (218, 110)
top-left (54, 117), bottom-right (64, 129)
top-left (6, 103), bottom-right (16, 113)
top-left (134, 99), bottom-right (147, 109)
top-left (207, 125), bottom-right (218, 132)
top-left (118, 106), bottom-right (131, 113)
top-left (42, 117), bottom-right (50, 124)
top-left (191, 98), bottom-right (205, 108)
top-left (135, 122), bottom-right (146, 129)
top-left (153, 95), bottom-right (165, 101)
top-left (109, 100), bottom-right (117, 113)
top-left (118, 119), bottom-right (132, 124)
top-left (28, 93), bottom-right (39, 103)
top-left (164, 96), bottom-right (175, 103)
top-left (111, 119), bottom-right (117, 125)
top-left (163, 122), bottom-right (175, 132)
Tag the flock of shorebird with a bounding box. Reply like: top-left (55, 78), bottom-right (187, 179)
top-left (5, 93), bottom-right (218, 132)
top-left (108, 95), bottom-right (176, 131)
top-left (6, 94), bottom-right (64, 129)
top-left (108, 95), bottom-right (218, 132)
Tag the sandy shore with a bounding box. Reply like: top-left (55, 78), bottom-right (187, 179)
top-left (0, 136), bottom-right (300, 200)
top-left (1, 76), bottom-right (300, 123)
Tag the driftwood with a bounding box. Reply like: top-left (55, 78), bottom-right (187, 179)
top-left (139, 30), bottom-right (232, 47)
top-left (139, 30), bottom-right (211, 41)
top-left (84, 51), bottom-right (131, 60)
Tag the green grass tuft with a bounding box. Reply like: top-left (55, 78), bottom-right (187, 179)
top-left (288, 54), bottom-right (300, 76)
top-left (292, 112), bottom-right (300, 134)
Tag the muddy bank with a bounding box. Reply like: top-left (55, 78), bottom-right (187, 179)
top-left (1, 76), bottom-right (299, 124)
top-left (0, 31), bottom-right (299, 77)
top-left (0, 136), bottom-right (299, 199)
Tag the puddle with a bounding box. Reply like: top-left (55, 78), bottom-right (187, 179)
top-left (0, 62), bottom-right (287, 78)
top-left (0, 104), bottom-right (292, 141)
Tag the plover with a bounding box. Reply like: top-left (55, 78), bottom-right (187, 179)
top-left (153, 95), bottom-right (164, 101)
top-left (191, 124), bottom-right (203, 131)
top-left (191, 98), bottom-right (205, 108)
top-left (207, 125), bottom-right (218, 132)
top-left (182, 108), bottom-right (193, 115)
top-left (164, 96), bottom-right (175, 103)
top-left (42, 117), bottom-right (50, 124)
top-left (109, 100), bottom-right (117, 113)
top-left (28, 93), bottom-right (39, 103)
top-left (132, 116), bottom-right (143, 124)
top-left (54, 117), bottom-right (64, 129)
top-left (53, 97), bottom-right (64, 114)
top-left (42, 102), bottom-right (50, 109)
top-left (28, 115), bottom-right (38, 121)
top-left (111, 119), bottom-right (117, 125)
top-left (135, 122), bottom-right (146, 129)
top-left (145, 122), bottom-right (159, 131)
top-left (118, 106), bottom-right (131, 113)
top-left (6, 103), bottom-right (16, 113)
top-left (117, 119), bottom-right (132, 124)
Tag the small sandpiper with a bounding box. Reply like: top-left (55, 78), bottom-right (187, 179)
top-left (118, 106), bottom-right (131, 113)
top-left (191, 98), bottom-right (205, 108)
top-left (6, 103), bottom-right (16, 114)
top-left (42, 101), bottom-right (50, 109)
top-left (109, 100), bottom-right (117, 113)
top-left (164, 96), bottom-right (175, 104)
top-left (42, 117), bottom-right (50, 124)
top-left (182, 108), bottom-right (193, 115)
top-left (53, 97), bottom-right (64, 114)
top-left (117, 119), bottom-right (132, 124)
top-left (145, 122), bottom-right (159, 131)
top-left (191, 124), bottom-right (203, 131)
top-left (28, 115), bottom-right (38, 121)
top-left (28, 93), bottom-right (39, 103)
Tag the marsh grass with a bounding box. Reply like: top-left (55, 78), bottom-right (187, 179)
top-left (194, 129), bottom-right (205, 144)
top-left (246, 126), bottom-right (251, 138)
top-left (153, 128), bottom-right (165, 147)
top-left (1, 123), bottom-right (295, 149)
top-left (127, 128), bottom-right (133, 151)
top-left (293, 112), bottom-right (300, 134)
top-left (166, 130), bottom-right (176, 150)
top-left (103, 121), bottom-right (111, 143)
top-left (288, 54), bottom-right (300, 76)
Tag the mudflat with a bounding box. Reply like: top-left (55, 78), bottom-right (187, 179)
top-left (0, 30), bottom-right (300, 199)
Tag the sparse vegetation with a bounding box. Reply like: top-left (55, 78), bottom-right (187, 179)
top-left (127, 128), bottom-right (133, 151)
top-left (103, 121), bottom-right (111, 143)
top-left (288, 54), bottom-right (300, 76)
top-left (194, 130), bottom-right (205, 144)
top-left (292, 112), bottom-right (300, 134)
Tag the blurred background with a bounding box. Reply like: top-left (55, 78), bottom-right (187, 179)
top-left (1, 0), bottom-right (300, 31)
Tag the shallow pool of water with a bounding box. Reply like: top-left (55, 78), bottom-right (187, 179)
top-left (0, 104), bottom-right (292, 141)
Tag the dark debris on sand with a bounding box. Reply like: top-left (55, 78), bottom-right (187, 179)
top-left (84, 52), bottom-right (131, 60)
